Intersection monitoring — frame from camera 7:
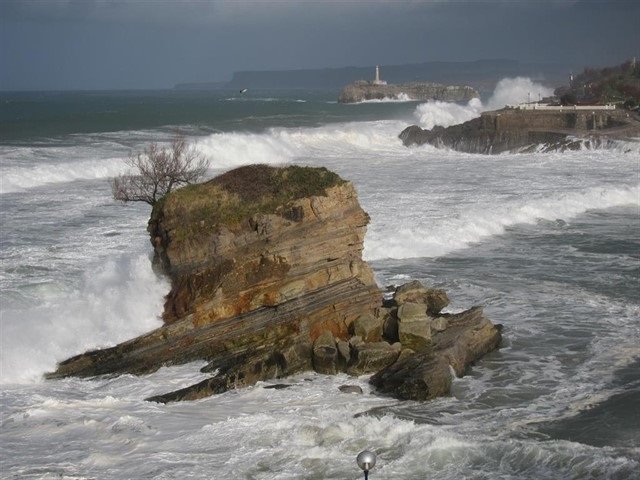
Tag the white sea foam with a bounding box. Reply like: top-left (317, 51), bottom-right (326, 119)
top-left (414, 97), bottom-right (483, 129)
top-left (195, 119), bottom-right (406, 169)
top-left (223, 97), bottom-right (307, 103)
top-left (0, 252), bottom-right (167, 384)
top-left (352, 93), bottom-right (414, 103)
top-left (0, 157), bottom-right (128, 194)
top-left (364, 184), bottom-right (640, 260)
top-left (413, 77), bottom-right (555, 130)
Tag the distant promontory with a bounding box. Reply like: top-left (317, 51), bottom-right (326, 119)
top-left (338, 80), bottom-right (479, 104)
top-left (338, 66), bottom-right (479, 103)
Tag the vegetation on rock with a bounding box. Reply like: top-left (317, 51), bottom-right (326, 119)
top-left (150, 164), bottom-right (346, 241)
top-left (555, 59), bottom-right (640, 106)
top-left (112, 133), bottom-right (210, 206)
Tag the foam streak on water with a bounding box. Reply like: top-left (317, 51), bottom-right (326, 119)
top-left (1, 88), bottom-right (639, 479)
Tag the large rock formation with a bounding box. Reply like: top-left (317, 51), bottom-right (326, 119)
top-left (400, 107), bottom-right (640, 154)
top-left (47, 165), bottom-right (502, 403)
top-left (339, 80), bottom-right (479, 104)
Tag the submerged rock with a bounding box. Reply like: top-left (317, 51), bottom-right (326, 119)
top-left (339, 385), bottom-right (364, 394)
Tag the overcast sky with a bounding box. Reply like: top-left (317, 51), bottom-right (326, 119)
top-left (1, 0), bottom-right (638, 90)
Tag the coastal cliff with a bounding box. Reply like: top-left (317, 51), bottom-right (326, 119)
top-left (400, 107), bottom-right (640, 154)
top-left (339, 80), bottom-right (479, 104)
top-left (48, 165), bottom-right (501, 402)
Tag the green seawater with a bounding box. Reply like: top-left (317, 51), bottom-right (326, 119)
top-left (0, 89), bottom-right (418, 143)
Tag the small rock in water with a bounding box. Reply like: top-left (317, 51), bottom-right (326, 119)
top-left (339, 385), bottom-right (363, 394)
top-left (263, 384), bottom-right (294, 390)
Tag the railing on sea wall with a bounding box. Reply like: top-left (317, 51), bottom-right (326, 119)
top-left (513, 104), bottom-right (616, 111)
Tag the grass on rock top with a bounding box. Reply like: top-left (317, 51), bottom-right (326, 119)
top-left (151, 164), bottom-right (346, 242)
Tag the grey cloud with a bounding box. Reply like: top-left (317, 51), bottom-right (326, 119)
top-left (1, 0), bottom-right (638, 90)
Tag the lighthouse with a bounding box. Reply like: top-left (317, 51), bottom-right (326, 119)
top-left (373, 65), bottom-right (387, 85)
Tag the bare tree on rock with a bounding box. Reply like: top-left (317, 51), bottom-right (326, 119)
top-left (112, 133), bottom-right (210, 206)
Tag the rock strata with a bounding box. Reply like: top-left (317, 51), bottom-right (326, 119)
top-left (339, 80), bottom-right (479, 104)
top-left (400, 108), bottom-right (640, 154)
top-left (48, 165), bottom-right (501, 403)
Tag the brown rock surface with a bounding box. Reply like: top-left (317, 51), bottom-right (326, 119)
top-left (48, 165), bottom-right (381, 399)
top-left (47, 166), bottom-right (502, 404)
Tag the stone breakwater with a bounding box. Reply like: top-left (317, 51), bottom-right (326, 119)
top-left (338, 80), bottom-right (479, 104)
top-left (48, 165), bottom-right (501, 403)
top-left (400, 107), bottom-right (640, 154)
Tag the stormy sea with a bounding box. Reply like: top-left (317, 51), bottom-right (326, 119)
top-left (1, 80), bottom-right (639, 479)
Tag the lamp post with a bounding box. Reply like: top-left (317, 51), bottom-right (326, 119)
top-left (357, 450), bottom-right (377, 480)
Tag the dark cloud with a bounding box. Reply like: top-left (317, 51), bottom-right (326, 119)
top-left (1, 0), bottom-right (638, 90)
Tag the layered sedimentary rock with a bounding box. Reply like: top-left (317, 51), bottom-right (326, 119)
top-left (48, 165), bottom-right (502, 403)
top-left (49, 166), bottom-right (380, 388)
top-left (338, 80), bottom-right (479, 104)
top-left (400, 108), bottom-right (640, 154)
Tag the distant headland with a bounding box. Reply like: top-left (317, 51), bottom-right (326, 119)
top-left (400, 59), bottom-right (640, 154)
top-left (337, 65), bottom-right (479, 104)
top-left (174, 59), bottom-right (570, 94)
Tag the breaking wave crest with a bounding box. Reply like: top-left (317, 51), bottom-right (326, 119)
top-left (0, 252), bottom-right (167, 384)
top-left (413, 77), bottom-right (555, 129)
top-left (351, 93), bottom-right (414, 104)
top-left (365, 184), bottom-right (640, 260)
top-left (1, 157), bottom-right (128, 194)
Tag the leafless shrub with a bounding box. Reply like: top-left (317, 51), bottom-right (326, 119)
top-left (112, 133), bottom-right (209, 206)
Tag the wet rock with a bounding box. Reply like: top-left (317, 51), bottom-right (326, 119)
top-left (370, 351), bottom-right (451, 401)
top-left (397, 302), bottom-right (432, 351)
top-left (264, 384), bottom-right (294, 390)
top-left (347, 341), bottom-right (401, 376)
top-left (381, 308), bottom-right (399, 343)
top-left (338, 385), bottom-right (363, 394)
top-left (351, 313), bottom-right (383, 343)
top-left (431, 317), bottom-right (448, 332)
top-left (370, 306), bottom-right (502, 401)
top-left (336, 339), bottom-right (351, 370)
top-left (313, 331), bottom-right (338, 375)
top-left (393, 280), bottom-right (449, 315)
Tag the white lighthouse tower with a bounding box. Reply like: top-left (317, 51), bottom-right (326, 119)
top-left (373, 65), bottom-right (387, 85)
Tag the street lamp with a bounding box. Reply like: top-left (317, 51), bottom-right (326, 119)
top-left (357, 450), bottom-right (377, 480)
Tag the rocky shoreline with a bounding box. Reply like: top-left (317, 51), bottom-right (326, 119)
top-left (400, 107), bottom-right (640, 154)
top-left (48, 165), bottom-right (501, 403)
top-left (338, 80), bottom-right (478, 104)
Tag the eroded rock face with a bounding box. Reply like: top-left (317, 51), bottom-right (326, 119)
top-left (48, 166), bottom-right (381, 397)
top-left (48, 165), bottom-right (502, 404)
